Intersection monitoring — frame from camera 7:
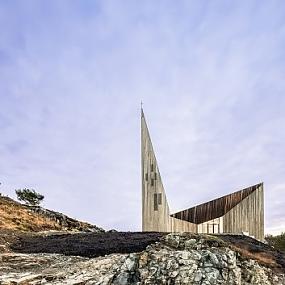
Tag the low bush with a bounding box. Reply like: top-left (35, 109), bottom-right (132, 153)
top-left (266, 232), bottom-right (285, 252)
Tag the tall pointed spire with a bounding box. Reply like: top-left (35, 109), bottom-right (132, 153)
top-left (140, 108), bottom-right (263, 239)
top-left (141, 109), bottom-right (170, 231)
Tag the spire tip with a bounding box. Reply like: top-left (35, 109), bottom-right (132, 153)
top-left (141, 101), bottom-right (144, 118)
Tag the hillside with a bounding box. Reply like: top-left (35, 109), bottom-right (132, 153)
top-left (0, 195), bottom-right (104, 233)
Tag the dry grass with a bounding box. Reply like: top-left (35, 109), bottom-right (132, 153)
top-left (230, 244), bottom-right (278, 268)
top-left (217, 234), bottom-right (285, 273)
top-left (0, 197), bottom-right (61, 232)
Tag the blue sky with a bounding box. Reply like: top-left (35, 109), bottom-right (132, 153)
top-left (0, 1), bottom-right (284, 234)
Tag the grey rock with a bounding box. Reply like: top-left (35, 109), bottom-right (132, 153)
top-left (0, 233), bottom-right (284, 285)
top-left (113, 272), bottom-right (129, 285)
top-left (123, 254), bottom-right (137, 271)
top-left (194, 270), bottom-right (203, 282)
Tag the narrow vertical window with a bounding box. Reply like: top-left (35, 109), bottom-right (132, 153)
top-left (145, 173), bottom-right (148, 181)
top-left (151, 163), bottom-right (154, 172)
top-left (158, 193), bottom-right (162, 205)
top-left (151, 179), bottom-right (154, 186)
top-left (154, 172), bottom-right (157, 180)
top-left (154, 193), bottom-right (158, 211)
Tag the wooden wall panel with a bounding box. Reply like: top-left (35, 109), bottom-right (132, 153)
top-left (171, 184), bottom-right (262, 224)
top-left (170, 217), bottom-right (197, 233)
top-left (223, 184), bottom-right (264, 240)
top-left (197, 217), bottom-right (223, 234)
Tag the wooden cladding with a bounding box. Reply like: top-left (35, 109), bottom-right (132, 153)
top-left (171, 183), bottom-right (262, 224)
top-left (223, 185), bottom-right (264, 240)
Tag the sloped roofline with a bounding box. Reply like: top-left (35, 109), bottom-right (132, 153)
top-left (171, 183), bottom-right (263, 224)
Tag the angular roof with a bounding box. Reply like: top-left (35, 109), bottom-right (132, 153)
top-left (171, 183), bottom-right (263, 224)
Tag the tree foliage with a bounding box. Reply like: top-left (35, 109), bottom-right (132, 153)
top-left (15, 188), bottom-right (44, 206)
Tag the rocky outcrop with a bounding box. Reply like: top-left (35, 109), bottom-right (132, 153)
top-left (0, 233), bottom-right (284, 284)
top-left (28, 206), bottom-right (104, 233)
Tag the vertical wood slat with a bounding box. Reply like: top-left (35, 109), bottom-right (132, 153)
top-left (223, 184), bottom-right (264, 240)
top-left (171, 184), bottom-right (262, 224)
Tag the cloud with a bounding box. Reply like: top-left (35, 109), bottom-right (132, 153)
top-left (0, 0), bottom-right (284, 233)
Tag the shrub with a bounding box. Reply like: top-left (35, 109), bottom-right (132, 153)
top-left (265, 232), bottom-right (285, 252)
top-left (15, 188), bottom-right (44, 206)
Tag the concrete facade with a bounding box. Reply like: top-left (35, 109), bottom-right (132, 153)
top-left (141, 109), bottom-right (264, 240)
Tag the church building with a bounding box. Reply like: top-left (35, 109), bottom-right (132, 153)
top-left (141, 109), bottom-right (264, 241)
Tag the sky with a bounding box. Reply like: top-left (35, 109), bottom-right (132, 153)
top-left (0, 1), bottom-right (284, 234)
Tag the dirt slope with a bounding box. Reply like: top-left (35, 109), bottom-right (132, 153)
top-left (0, 195), bottom-right (103, 233)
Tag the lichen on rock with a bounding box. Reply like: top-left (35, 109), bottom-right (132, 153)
top-left (0, 233), bottom-right (284, 284)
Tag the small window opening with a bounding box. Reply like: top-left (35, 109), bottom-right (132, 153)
top-left (158, 193), bottom-right (162, 205)
top-left (154, 193), bottom-right (158, 211)
top-left (151, 178), bottom-right (154, 186)
top-left (145, 173), bottom-right (148, 181)
top-left (154, 172), bottom-right (157, 180)
top-left (151, 163), bottom-right (154, 172)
